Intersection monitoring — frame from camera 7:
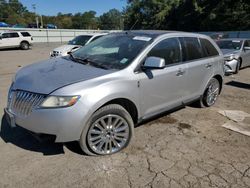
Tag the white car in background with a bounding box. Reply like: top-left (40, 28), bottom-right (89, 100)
top-left (50, 33), bottom-right (107, 58)
top-left (0, 31), bottom-right (33, 50)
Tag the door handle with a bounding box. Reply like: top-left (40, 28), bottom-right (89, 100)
top-left (205, 63), bottom-right (212, 68)
top-left (176, 69), bottom-right (185, 76)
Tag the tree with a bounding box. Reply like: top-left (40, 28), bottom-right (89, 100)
top-left (124, 0), bottom-right (250, 31)
top-left (99, 9), bottom-right (123, 30)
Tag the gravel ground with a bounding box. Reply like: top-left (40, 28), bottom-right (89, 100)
top-left (0, 43), bottom-right (250, 188)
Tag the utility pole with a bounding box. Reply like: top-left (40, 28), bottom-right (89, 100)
top-left (32, 4), bottom-right (39, 28)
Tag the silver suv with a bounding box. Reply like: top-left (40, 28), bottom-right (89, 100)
top-left (5, 31), bottom-right (224, 155)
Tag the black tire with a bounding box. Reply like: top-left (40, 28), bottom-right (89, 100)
top-left (20, 41), bottom-right (29, 50)
top-left (198, 78), bottom-right (220, 108)
top-left (79, 104), bottom-right (134, 156)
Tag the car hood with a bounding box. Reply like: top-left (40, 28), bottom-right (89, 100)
top-left (53, 45), bottom-right (81, 53)
top-left (13, 57), bottom-right (115, 94)
top-left (221, 49), bottom-right (240, 56)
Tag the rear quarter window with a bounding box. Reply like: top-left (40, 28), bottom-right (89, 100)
top-left (21, 32), bottom-right (31, 37)
top-left (200, 38), bottom-right (219, 57)
top-left (179, 37), bottom-right (203, 61)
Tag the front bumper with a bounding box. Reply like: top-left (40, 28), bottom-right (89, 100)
top-left (4, 100), bottom-right (90, 143)
top-left (224, 59), bottom-right (239, 73)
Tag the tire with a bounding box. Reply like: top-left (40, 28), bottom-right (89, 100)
top-left (20, 41), bottom-right (29, 50)
top-left (199, 78), bottom-right (220, 108)
top-left (79, 104), bottom-right (134, 156)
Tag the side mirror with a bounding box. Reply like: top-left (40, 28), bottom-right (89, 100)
top-left (244, 46), bottom-right (250, 51)
top-left (142, 56), bottom-right (165, 69)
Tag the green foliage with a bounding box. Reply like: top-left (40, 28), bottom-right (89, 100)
top-left (124, 0), bottom-right (250, 31)
top-left (0, 0), bottom-right (249, 31)
top-left (99, 9), bottom-right (123, 30)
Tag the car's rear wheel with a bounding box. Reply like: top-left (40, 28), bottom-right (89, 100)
top-left (79, 104), bottom-right (134, 155)
top-left (20, 41), bottom-right (29, 50)
top-left (199, 78), bottom-right (220, 107)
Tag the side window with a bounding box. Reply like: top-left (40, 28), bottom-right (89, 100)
top-left (21, 32), bottom-right (31, 37)
top-left (9, 33), bottom-right (19, 38)
top-left (2, 33), bottom-right (9, 38)
top-left (147, 38), bottom-right (181, 66)
top-left (180, 37), bottom-right (203, 61)
top-left (244, 40), bottom-right (250, 47)
top-left (200, 38), bottom-right (219, 57)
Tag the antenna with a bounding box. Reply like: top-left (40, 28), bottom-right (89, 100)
top-left (130, 19), bottom-right (138, 30)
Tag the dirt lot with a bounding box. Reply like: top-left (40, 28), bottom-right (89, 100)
top-left (0, 44), bottom-right (250, 188)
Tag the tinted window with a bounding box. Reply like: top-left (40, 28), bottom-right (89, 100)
top-left (180, 37), bottom-right (203, 61)
top-left (244, 40), bottom-right (250, 47)
top-left (2, 33), bottom-right (9, 38)
top-left (200, 38), bottom-right (219, 57)
top-left (68, 35), bottom-right (92, 46)
top-left (21, 32), bottom-right (31, 37)
top-left (216, 40), bottom-right (243, 50)
top-left (147, 38), bottom-right (181, 65)
top-left (9, 33), bottom-right (19, 38)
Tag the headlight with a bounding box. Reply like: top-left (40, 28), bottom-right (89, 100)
top-left (40, 96), bottom-right (80, 108)
top-left (225, 54), bottom-right (235, 61)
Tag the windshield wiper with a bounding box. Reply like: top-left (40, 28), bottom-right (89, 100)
top-left (81, 57), bottom-right (109, 70)
top-left (69, 53), bottom-right (89, 65)
top-left (69, 54), bottom-right (109, 70)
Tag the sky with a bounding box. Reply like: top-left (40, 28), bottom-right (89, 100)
top-left (19, 0), bottom-right (127, 16)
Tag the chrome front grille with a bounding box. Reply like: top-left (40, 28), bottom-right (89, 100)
top-left (51, 51), bottom-right (60, 57)
top-left (8, 90), bottom-right (46, 117)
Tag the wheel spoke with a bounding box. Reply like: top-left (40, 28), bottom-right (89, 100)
top-left (115, 125), bottom-right (127, 133)
top-left (107, 116), bottom-right (112, 126)
top-left (95, 123), bottom-right (104, 131)
top-left (104, 140), bottom-right (108, 153)
top-left (90, 135), bottom-right (102, 142)
top-left (90, 129), bottom-right (102, 135)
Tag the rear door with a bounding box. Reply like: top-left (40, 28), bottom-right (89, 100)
top-left (8, 32), bottom-right (21, 46)
top-left (241, 40), bottom-right (250, 67)
top-left (180, 37), bottom-right (218, 103)
top-left (138, 37), bottom-right (188, 118)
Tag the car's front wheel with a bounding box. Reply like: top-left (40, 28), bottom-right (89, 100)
top-left (20, 41), bottom-right (29, 50)
top-left (79, 104), bottom-right (134, 155)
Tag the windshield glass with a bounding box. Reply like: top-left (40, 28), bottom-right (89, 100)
top-left (72, 34), bottom-right (152, 70)
top-left (68, 35), bottom-right (92, 46)
top-left (216, 40), bottom-right (243, 50)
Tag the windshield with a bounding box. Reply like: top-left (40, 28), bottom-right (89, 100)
top-left (216, 40), bottom-right (243, 50)
top-left (68, 35), bottom-right (92, 46)
top-left (71, 34), bottom-right (152, 70)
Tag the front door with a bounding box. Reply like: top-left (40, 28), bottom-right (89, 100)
top-left (137, 37), bottom-right (187, 119)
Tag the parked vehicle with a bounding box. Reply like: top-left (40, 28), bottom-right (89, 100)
top-left (46, 24), bottom-right (57, 29)
top-left (5, 31), bottom-right (224, 155)
top-left (216, 39), bottom-right (250, 74)
top-left (0, 22), bottom-right (9, 27)
top-left (50, 33), bottom-right (107, 58)
top-left (12, 24), bottom-right (26, 28)
top-left (0, 31), bottom-right (33, 50)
